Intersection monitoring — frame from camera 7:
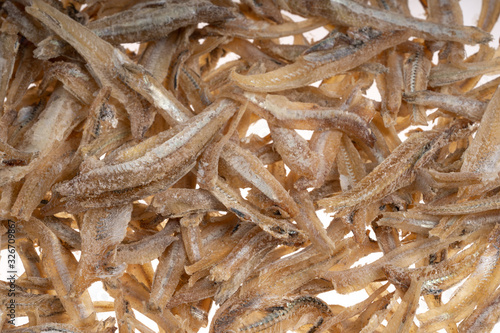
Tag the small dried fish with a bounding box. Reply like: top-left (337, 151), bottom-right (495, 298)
top-left (150, 188), bottom-right (225, 217)
top-left (378, 48), bottom-right (404, 126)
top-left (231, 28), bottom-right (410, 92)
top-left (318, 130), bottom-right (440, 212)
top-left (245, 92), bottom-right (376, 146)
top-left (70, 204), bottom-right (132, 297)
top-left (429, 58), bottom-right (500, 87)
top-left (239, 296), bottom-right (331, 332)
top-left (280, 0), bottom-right (492, 44)
top-left (205, 14), bottom-right (328, 39)
top-left (54, 98), bottom-right (237, 197)
top-left (0, 20), bottom-right (19, 115)
top-left (148, 239), bottom-right (186, 311)
top-left (403, 90), bottom-right (486, 121)
top-left (2, 0), bottom-right (500, 332)
top-left (403, 46), bottom-right (432, 125)
top-left (0, 87), bottom-right (84, 186)
top-left (478, 0), bottom-right (500, 33)
top-left (86, 1), bottom-right (234, 43)
top-left (459, 85), bottom-right (500, 197)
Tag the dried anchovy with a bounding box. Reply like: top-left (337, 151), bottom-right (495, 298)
top-left (239, 296), bottom-right (331, 332)
top-left (2, 0), bottom-right (500, 332)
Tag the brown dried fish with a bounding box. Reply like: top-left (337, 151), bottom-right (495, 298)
top-left (2, 0), bottom-right (500, 332)
top-left (318, 130), bottom-right (440, 212)
top-left (231, 28), bottom-right (410, 92)
top-left (86, 1), bottom-right (234, 44)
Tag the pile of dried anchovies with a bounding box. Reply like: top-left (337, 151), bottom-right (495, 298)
top-left (2, 0), bottom-right (500, 332)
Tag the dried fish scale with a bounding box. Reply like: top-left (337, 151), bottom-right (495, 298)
top-left (1, 0), bottom-right (500, 332)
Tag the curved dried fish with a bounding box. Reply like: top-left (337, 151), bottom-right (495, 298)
top-left (280, 0), bottom-right (492, 44)
top-left (86, 1), bottom-right (234, 44)
top-left (231, 29), bottom-right (410, 92)
top-left (54, 99), bottom-right (237, 197)
top-left (318, 130), bottom-right (440, 212)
